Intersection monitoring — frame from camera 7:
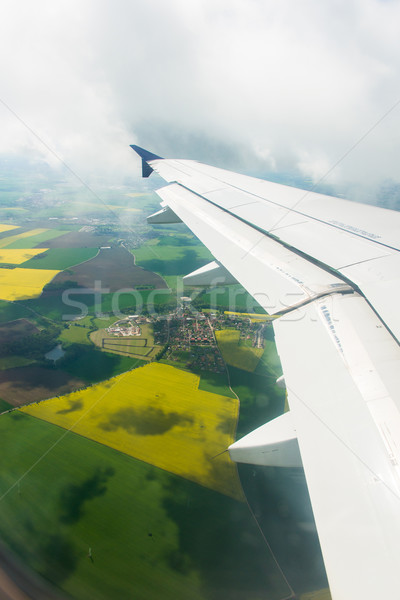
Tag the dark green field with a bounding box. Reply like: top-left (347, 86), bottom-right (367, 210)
top-left (132, 239), bottom-right (212, 277)
top-left (0, 412), bottom-right (289, 600)
top-left (57, 344), bottom-right (145, 383)
top-left (0, 299), bottom-right (34, 324)
top-left (194, 284), bottom-right (265, 313)
top-left (22, 288), bottom-right (174, 322)
top-left (0, 398), bottom-right (12, 411)
top-left (197, 370), bottom-right (236, 398)
top-left (229, 365), bottom-right (285, 438)
top-left (254, 326), bottom-right (283, 378)
top-left (20, 248), bottom-right (99, 270)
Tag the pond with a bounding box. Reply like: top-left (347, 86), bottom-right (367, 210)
top-left (44, 343), bottom-right (65, 362)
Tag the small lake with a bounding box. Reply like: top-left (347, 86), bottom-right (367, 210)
top-left (44, 344), bottom-right (65, 362)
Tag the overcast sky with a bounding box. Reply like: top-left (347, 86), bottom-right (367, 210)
top-left (1, 0), bottom-right (400, 198)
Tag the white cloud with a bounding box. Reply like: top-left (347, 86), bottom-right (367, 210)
top-left (1, 0), bottom-right (400, 195)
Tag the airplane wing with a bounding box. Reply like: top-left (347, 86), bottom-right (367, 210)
top-left (131, 144), bottom-right (400, 600)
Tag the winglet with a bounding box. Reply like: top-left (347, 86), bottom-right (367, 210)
top-left (130, 145), bottom-right (163, 178)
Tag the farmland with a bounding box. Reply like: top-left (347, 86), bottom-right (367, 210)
top-left (24, 287), bottom-right (173, 322)
top-left (59, 322), bottom-right (93, 345)
top-left (215, 329), bottom-right (263, 372)
top-left (0, 355), bottom-right (35, 370)
top-left (48, 246), bottom-right (168, 291)
top-left (194, 283), bottom-right (265, 313)
top-left (132, 236), bottom-right (212, 277)
top-left (35, 230), bottom-right (116, 248)
top-left (0, 318), bottom-right (39, 342)
top-left (0, 412), bottom-right (287, 600)
top-left (29, 245), bottom-right (172, 321)
top-left (0, 267), bottom-right (60, 301)
top-left (0, 228), bottom-right (68, 249)
top-left (0, 170), bottom-right (308, 598)
top-left (0, 248), bottom-right (48, 264)
top-left (225, 311), bottom-right (273, 322)
top-left (5, 229), bottom-right (68, 248)
top-left (0, 228), bottom-right (48, 248)
top-left (58, 345), bottom-right (144, 384)
top-left (0, 224), bottom-right (19, 234)
top-left (21, 363), bottom-right (242, 499)
top-left (20, 247), bottom-right (99, 270)
top-left (0, 299), bottom-right (35, 324)
top-left (255, 324), bottom-right (284, 378)
top-left (0, 366), bottom-right (86, 406)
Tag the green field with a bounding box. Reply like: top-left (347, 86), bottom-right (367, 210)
top-left (0, 300), bottom-right (34, 324)
top-left (0, 412), bottom-right (288, 600)
top-left (90, 315), bottom-right (119, 329)
top-left (254, 326), bottom-right (283, 378)
top-left (22, 288), bottom-right (175, 322)
top-left (5, 229), bottom-right (69, 248)
top-left (197, 370), bottom-right (236, 398)
top-left (0, 356), bottom-right (35, 370)
top-left (229, 366), bottom-right (285, 438)
top-left (59, 324), bottom-right (92, 345)
top-left (20, 248), bottom-right (99, 270)
top-left (194, 284), bottom-right (265, 313)
top-left (58, 344), bottom-right (145, 383)
top-left (0, 398), bottom-right (12, 411)
top-left (216, 329), bottom-right (263, 372)
top-left (132, 241), bottom-right (212, 277)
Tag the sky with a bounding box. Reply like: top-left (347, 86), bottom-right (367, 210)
top-left (1, 0), bottom-right (400, 201)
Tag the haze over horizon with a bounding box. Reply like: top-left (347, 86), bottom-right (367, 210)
top-left (1, 0), bottom-right (400, 205)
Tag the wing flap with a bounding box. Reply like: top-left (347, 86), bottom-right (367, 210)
top-left (228, 411), bottom-right (302, 468)
top-left (273, 292), bottom-right (400, 599)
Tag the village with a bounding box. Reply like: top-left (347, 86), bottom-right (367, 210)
top-left (105, 303), bottom-right (270, 373)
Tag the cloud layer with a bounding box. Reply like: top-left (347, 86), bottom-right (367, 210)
top-left (1, 0), bottom-right (400, 195)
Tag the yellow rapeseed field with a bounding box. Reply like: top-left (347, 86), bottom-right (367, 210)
top-left (224, 311), bottom-right (275, 322)
top-left (0, 228), bottom-right (48, 249)
top-left (0, 267), bottom-right (60, 300)
top-left (0, 224), bottom-right (20, 234)
top-left (21, 363), bottom-right (243, 500)
top-left (216, 329), bottom-right (263, 372)
top-left (0, 248), bottom-right (48, 264)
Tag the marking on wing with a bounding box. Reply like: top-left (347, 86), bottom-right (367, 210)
top-left (316, 296), bottom-right (400, 483)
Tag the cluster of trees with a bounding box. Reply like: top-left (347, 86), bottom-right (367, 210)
top-left (43, 279), bottom-right (82, 291)
top-left (0, 323), bottom-right (61, 360)
top-left (154, 345), bottom-right (168, 361)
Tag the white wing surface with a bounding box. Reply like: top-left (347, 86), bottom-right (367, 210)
top-left (131, 145), bottom-right (400, 600)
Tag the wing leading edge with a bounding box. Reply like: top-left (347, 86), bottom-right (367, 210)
top-left (130, 145), bottom-right (400, 600)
